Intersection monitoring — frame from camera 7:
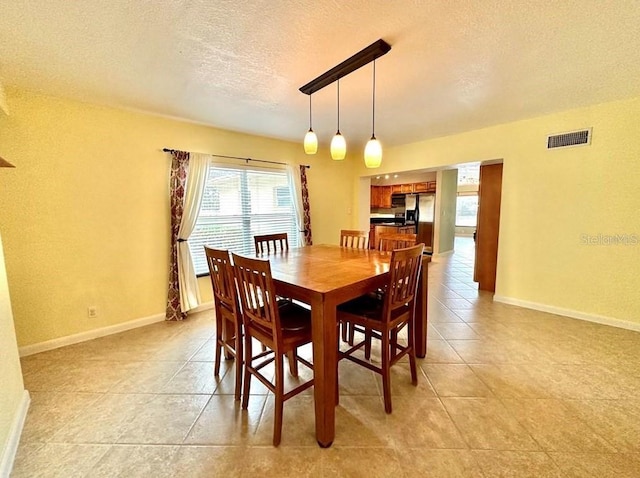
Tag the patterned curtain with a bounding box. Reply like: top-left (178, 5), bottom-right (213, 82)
top-left (166, 150), bottom-right (190, 321)
top-left (300, 165), bottom-right (312, 245)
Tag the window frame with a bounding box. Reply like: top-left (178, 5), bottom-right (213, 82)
top-left (455, 192), bottom-right (479, 228)
top-left (189, 161), bottom-right (300, 277)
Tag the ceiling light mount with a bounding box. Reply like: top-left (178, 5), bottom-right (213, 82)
top-left (299, 39), bottom-right (391, 96)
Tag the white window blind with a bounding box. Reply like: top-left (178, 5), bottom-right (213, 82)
top-left (188, 164), bottom-right (300, 275)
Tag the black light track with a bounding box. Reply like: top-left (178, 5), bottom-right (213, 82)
top-left (299, 39), bottom-right (391, 95)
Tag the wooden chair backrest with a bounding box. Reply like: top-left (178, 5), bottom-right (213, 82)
top-left (254, 233), bottom-right (289, 255)
top-left (340, 229), bottom-right (369, 249)
top-left (383, 243), bottom-right (424, 322)
top-left (204, 246), bottom-right (239, 315)
top-left (232, 253), bottom-right (280, 337)
top-left (377, 233), bottom-right (417, 252)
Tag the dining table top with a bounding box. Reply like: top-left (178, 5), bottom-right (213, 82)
top-left (260, 243), bottom-right (397, 293)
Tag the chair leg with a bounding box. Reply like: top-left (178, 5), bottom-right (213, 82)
top-left (214, 319), bottom-right (223, 377)
top-left (364, 328), bottom-right (372, 360)
top-left (273, 353), bottom-right (285, 446)
top-left (341, 321), bottom-right (348, 342)
top-left (234, 326), bottom-right (243, 401)
top-left (381, 331), bottom-right (392, 414)
top-left (408, 321), bottom-right (418, 386)
top-left (286, 350), bottom-right (299, 377)
top-left (390, 328), bottom-right (398, 362)
top-left (223, 318), bottom-right (234, 360)
top-left (347, 322), bottom-right (355, 346)
top-left (241, 336), bottom-right (252, 410)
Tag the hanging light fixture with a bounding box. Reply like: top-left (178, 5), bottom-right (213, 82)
top-left (364, 59), bottom-right (382, 168)
top-left (299, 39), bottom-right (391, 160)
top-left (303, 94), bottom-right (318, 154)
top-left (330, 79), bottom-right (346, 160)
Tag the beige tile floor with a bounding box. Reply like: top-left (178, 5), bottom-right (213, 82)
top-left (12, 237), bottom-right (640, 477)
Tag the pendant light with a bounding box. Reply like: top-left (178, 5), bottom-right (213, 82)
top-left (303, 94), bottom-right (318, 154)
top-left (330, 79), bottom-right (346, 160)
top-left (364, 59), bottom-right (382, 168)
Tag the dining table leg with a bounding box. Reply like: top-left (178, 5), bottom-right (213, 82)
top-left (311, 297), bottom-right (337, 447)
top-left (414, 258), bottom-right (430, 358)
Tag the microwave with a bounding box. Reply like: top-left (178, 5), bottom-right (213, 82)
top-left (391, 193), bottom-right (405, 208)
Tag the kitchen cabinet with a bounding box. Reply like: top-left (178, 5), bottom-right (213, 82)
top-left (413, 181), bottom-right (437, 193)
top-left (371, 182), bottom-right (436, 207)
top-left (370, 186), bottom-right (381, 207)
top-left (371, 185), bottom-right (392, 208)
top-left (380, 186), bottom-right (392, 208)
top-left (399, 226), bottom-right (415, 234)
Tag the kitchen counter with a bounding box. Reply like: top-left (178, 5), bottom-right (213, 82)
top-left (369, 223), bottom-right (416, 249)
top-left (370, 217), bottom-right (404, 225)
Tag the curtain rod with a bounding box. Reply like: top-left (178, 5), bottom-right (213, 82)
top-left (162, 148), bottom-right (310, 169)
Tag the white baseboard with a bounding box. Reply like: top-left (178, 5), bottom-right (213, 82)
top-left (493, 295), bottom-right (640, 333)
top-left (187, 301), bottom-right (214, 314)
top-left (0, 390), bottom-right (30, 478)
top-left (433, 250), bottom-right (454, 258)
top-left (19, 312), bottom-right (166, 357)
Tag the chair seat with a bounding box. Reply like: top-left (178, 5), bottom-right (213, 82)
top-left (250, 302), bottom-right (312, 346)
top-left (338, 294), bottom-right (409, 322)
top-left (277, 302), bottom-right (312, 332)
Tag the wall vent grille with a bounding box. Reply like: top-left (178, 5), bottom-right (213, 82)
top-left (547, 129), bottom-right (592, 149)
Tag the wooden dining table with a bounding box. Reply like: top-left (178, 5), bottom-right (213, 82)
top-left (263, 244), bottom-right (431, 447)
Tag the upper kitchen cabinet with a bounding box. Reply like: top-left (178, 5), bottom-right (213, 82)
top-left (370, 186), bottom-right (380, 207)
top-left (370, 185), bottom-right (392, 208)
top-left (371, 181), bottom-right (437, 208)
top-left (380, 186), bottom-right (392, 208)
top-left (413, 181), bottom-right (437, 193)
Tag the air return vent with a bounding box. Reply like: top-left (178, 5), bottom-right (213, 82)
top-left (547, 128), bottom-right (592, 149)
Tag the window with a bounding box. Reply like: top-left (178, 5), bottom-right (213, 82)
top-left (455, 194), bottom-right (478, 227)
top-left (188, 165), bottom-right (300, 275)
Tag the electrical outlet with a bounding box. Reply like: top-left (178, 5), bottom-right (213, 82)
top-left (87, 306), bottom-right (98, 318)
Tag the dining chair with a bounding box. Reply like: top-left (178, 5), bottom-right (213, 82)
top-left (204, 246), bottom-right (243, 401)
top-left (377, 232), bottom-right (417, 252)
top-left (340, 229), bottom-right (369, 249)
top-left (253, 231), bottom-right (306, 376)
top-left (345, 232), bottom-right (418, 346)
top-left (254, 232), bottom-right (289, 255)
top-left (232, 253), bottom-right (314, 446)
top-left (337, 243), bottom-right (424, 414)
top-left (338, 229), bottom-right (371, 343)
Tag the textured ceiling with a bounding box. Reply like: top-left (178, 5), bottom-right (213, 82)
top-left (2, 1), bottom-right (640, 151)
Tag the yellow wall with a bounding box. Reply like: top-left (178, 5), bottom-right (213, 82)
top-left (0, 232), bottom-right (25, 459)
top-left (4, 86), bottom-right (637, 349)
top-left (0, 88), bottom-right (356, 347)
top-left (353, 97), bottom-right (640, 324)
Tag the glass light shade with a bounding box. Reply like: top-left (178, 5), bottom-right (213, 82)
top-left (303, 129), bottom-right (318, 154)
top-left (364, 137), bottom-right (382, 168)
top-left (330, 132), bottom-right (346, 160)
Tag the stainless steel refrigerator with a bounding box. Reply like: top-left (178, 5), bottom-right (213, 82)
top-left (405, 193), bottom-right (435, 253)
